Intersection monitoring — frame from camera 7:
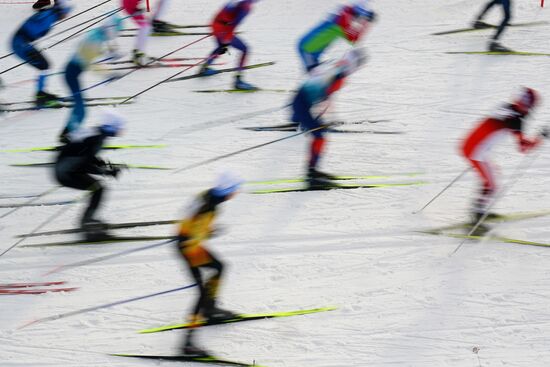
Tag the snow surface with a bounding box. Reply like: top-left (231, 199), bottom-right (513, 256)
top-left (1, 0), bottom-right (550, 366)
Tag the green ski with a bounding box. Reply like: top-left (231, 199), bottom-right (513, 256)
top-left (432, 21), bottom-right (548, 36)
top-left (139, 306), bottom-right (336, 334)
top-left (112, 353), bottom-right (266, 367)
top-left (10, 162), bottom-right (172, 170)
top-left (246, 172), bottom-right (423, 186)
top-left (194, 88), bottom-right (292, 94)
top-left (419, 230), bottom-right (550, 248)
top-left (1, 144), bottom-right (167, 153)
top-left (251, 182), bottom-right (427, 194)
top-left (167, 62), bottom-right (275, 83)
top-left (446, 51), bottom-right (550, 56)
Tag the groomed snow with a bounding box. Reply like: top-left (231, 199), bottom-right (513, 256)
top-left (1, 1), bottom-right (549, 366)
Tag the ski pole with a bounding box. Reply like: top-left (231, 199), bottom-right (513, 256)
top-left (450, 149), bottom-right (542, 256)
top-left (0, 190), bottom-right (87, 258)
top-left (0, 1), bottom-right (114, 62)
top-left (0, 186), bottom-right (59, 220)
top-left (413, 167), bottom-right (471, 214)
top-left (19, 283), bottom-right (196, 329)
top-left (45, 238), bottom-right (178, 275)
top-left (0, 8), bottom-right (122, 75)
top-left (172, 124), bottom-right (332, 174)
top-left (117, 35), bottom-right (213, 105)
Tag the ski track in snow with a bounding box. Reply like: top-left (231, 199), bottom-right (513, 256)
top-left (1, 0), bottom-right (550, 366)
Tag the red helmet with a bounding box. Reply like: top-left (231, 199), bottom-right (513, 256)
top-left (514, 87), bottom-right (539, 114)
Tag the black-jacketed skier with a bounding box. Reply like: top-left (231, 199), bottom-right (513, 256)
top-left (176, 172), bottom-right (243, 357)
top-left (472, 0), bottom-right (512, 52)
top-left (54, 109), bottom-right (125, 240)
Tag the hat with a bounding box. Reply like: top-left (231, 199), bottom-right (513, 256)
top-left (98, 108), bottom-right (126, 137)
top-left (211, 171), bottom-right (244, 197)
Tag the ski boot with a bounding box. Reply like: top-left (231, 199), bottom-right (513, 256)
top-left (199, 64), bottom-right (219, 77)
top-left (489, 41), bottom-right (512, 52)
top-left (203, 306), bottom-right (239, 322)
top-left (181, 336), bottom-right (211, 357)
top-left (35, 91), bottom-right (61, 108)
top-left (152, 19), bottom-right (174, 33)
top-left (234, 75), bottom-right (258, 91)
top-left (469, 212), bottom-right (491, 236)
top-left (132, 49), bottom-right (152, 67)
top-left (81, 219), bottom-right (112, 241)
top-left (306, 168), bottom-right (339, 190)
top-left (472, 20), bottom-right (492, 29)
top-left (33, 0), bottom-right (52, 10)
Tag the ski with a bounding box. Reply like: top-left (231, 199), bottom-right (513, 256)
top-left (123, 24), bottom-right (208, 31)
top-left (120, 31), bottom-right (211, 37)
top-left (432, 20), bottom-right (549, 36)
top-left (139, 306), bottom-right (336, 334)
top-left (102, 57), bottom-right (205, 65)
top-left (20, 235), bottom-right (175, 248)
top-left (251, 182), bottom-right (427, 194)
top-left (242, 120), bottom-right (393, 132)
top-left (0, 287), bottom-right (77, 295)
top-left (10, 162), bottom-right (173, 170)
top-left (419, 230), bottom-right (550, 248)
top-left (0, 281), bottom-right (66, 288)
top-left (18, 219), bottom-right (179, 238)
top-left (422, 210), bottom-right (550, 233)
top-left (2, 100), bottom-right (134, 113)
top-left (1, 144), bottom-right (167, 153)
top-left (446, 51), bottom-right (550, 56)
top-left (111, 353), bottom-right (265, 367)
top-left (167, 62), bottom-right (275, 83)
top-left (0, 200), bottom-right (75, 209)
top-left (194, 88), bottom-right (293, 94)
top-left (0, 96), bottom-right (131, 106)
top-left (105, 62), bottom-right (217, 72)
top-left (246, 172), bottom-right (423, 186)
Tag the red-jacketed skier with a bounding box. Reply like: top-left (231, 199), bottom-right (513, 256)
top-left (461, 87), bottom-right (546, 231)
top-left (199, 0), bottom-right (259, 90)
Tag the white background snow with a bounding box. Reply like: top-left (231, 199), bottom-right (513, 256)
top-left (1, 0), bottom-right (550, 366)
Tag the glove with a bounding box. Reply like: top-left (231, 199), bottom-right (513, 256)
top-left (519, 137), bottom-right (539, 153)
top-left (105, 162), bottom-right (122, 178)
top-left (218, 45), bottom-right (229, 55)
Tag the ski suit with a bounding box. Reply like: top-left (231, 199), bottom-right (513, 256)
top-left (298, 5), bottom-right (371, 72)
top-left (11, 4), bottom-right (70, 93)
top-left (63, 27), bottom-right (117, 135)
top-left (291, 65), bottom-right (346, 170)
top-left (461, 102), bottom-right (540, 215)
top-left (203, 0), bottom-right (254, 71)
top-left (475, 0), bottom-right (511, 41)
top-left (122, 0), bottom-right (150, 52)
top-left (55, 128), bottom-right (118, 225)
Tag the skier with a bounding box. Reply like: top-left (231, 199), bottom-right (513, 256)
top-left (59, 15), bottom-right (123, 143)
top-left (199, 0), bottom-right (258, 90)
top-left (11, 0), bottom-right (71, 107)
top-left (122, 0), bottom-right (172, 65)
top-left (54, 109), bottom-right (125, 240)
top-left (297, 1), bottom-right (375, 72)
top-left (176, 172), bottom-right (243, 356)
top-left (291, 48), bottom-right (365, 188)
top-left (461, 87), bottom-right (545, 232)
top-left (472, 0), bottom-right (512, 52)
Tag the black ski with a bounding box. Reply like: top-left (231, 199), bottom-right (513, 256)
top-left (242, 120), bottom-right (393, 132)
top-left (0, 200), bottom-right (76, 209)
top-left (432, 20), bottom-right (548, 36)
top-left (167, 62), bottom-right (275, 83)
top-left (20, 235), bottom-right (175, 248)
top-left (102, 57), bottom-right (205, 65)
top-left (0, 96), bottom-right (131, 107)
top-left (111, 353), bottom-right (265, 367)
top-left (120, 31), bottom-right (211, 37)
top-left (18, 219), bottom-right (179, 238)
top-left (2, 100), bottom-right (133, 113)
